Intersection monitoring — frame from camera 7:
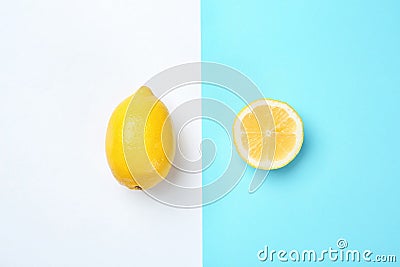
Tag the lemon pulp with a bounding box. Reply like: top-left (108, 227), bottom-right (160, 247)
top-left (233, 99), bottom-right (303, 170)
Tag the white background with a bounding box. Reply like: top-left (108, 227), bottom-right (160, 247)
top-left (0, 0), bottom-right (201, 266)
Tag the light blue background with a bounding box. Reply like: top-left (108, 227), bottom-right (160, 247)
top-left (202, 0), bottom-right (400, 266)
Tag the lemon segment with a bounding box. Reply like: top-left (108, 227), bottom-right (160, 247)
top-left (233, 99), bottom-right (303, 170)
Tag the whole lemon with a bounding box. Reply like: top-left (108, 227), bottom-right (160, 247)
top-left (105, 86), bottom-right (175, 190)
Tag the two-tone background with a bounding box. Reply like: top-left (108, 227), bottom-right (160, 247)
top-left (1, 0), bottom-right (399, 266)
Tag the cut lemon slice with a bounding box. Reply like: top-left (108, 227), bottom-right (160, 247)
top-left (233, 99), bottom-right (303, 170)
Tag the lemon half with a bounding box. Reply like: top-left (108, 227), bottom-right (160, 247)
top-left (233, 99), bottom-right (303, 170)
top-left (105, 86), bottom-right (175, 190)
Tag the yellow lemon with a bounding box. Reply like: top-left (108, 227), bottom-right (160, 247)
top-left (233, 99), bottom-right (303, 170)
top-left (105, 86), bottom-right (175, 190)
